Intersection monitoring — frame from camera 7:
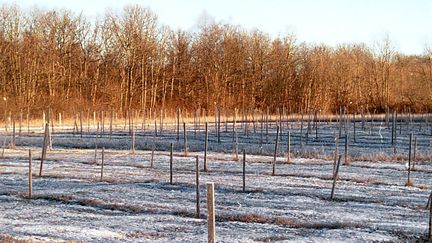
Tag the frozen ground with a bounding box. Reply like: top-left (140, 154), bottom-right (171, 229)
top-left (0, 118), bottom-right (431, 242)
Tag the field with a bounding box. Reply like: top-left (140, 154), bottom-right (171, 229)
top-left (1, 113), bottom-right (431, 242)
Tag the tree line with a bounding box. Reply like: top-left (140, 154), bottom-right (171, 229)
top-left (0, 4), bottom-right (431, 118)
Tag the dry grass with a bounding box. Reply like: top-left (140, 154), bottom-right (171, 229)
top-left (405, 178), bottom-right (414, 187)
top-left (0, 235), bottom-right (35, 243)
top-left (125, 231), bottom-right (164, 240)
top-left (216, 213), bottom-right (366, 230)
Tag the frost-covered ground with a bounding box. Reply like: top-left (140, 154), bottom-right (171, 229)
top-left (0, 118), bottom-right (431, 242)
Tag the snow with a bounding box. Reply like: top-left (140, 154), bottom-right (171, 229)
top-left (0, 119), bottom-right (431, 241)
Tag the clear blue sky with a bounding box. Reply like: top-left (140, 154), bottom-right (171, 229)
top-left (5, 0), bottom-right (432, 54)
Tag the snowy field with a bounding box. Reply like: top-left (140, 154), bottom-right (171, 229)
top-left (1, 116), bottom-right (432, 242)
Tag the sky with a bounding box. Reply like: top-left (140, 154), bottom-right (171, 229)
top-left (4, 0), bottom-right (432, 55)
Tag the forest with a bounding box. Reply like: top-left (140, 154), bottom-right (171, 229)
top-left (0, 4), bottom-right (431, 117)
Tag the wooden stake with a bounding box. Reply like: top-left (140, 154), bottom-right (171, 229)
top-left (242, 150), bottom-right (246, 192)
top-left (429, 200), bottom-right (432, 241)
top-left (233, 134), bottom-right (239, 161)
top-left (183, 122), bottom-right (188, 156)
top-left (80, 111), bottom-right (83, 138)
top-left (100, 147), bottom-right (105, 181)
top-left (344, 134), bottom-right (349, 165)
top-left (331, 155), bottom-right (342, 200)
top-left (1, 136), bottom-right (4, 158)
top-left (204, 122), bottom-right (208, 172)
top-left (207, 182), bottom-right (216, 243)
top-left (19, 111), bottom-right (22, 136)
top-left (177, 107), bottom-right (180, 141)
top-left (110, 110), bottom-right (113, 139)
top-left (272, 125), bottom-right (279, 176)
top-left (287, 130), bottom-right (291, 163)
top-left (353, 113), bottom-right (356, 143)
top-left (26, 112), bottom-right (29, 134)
top-left (195, 156), bottom-right (200, 219)
top-left (151, 131), bottom-right (155, 168)
top-left (266, 107), bottom-right (269, 143)
top-left (131, 125), bottom-right (136, 154)
top-left (39, 122), bottom-right (49, 177)
top-left (413, 136), bottom-right (417, 170)
top-left (28, 149), bottom-right (32, 199)
top-left (11, 115), bottom-right (15, 147)
top-left (154, 120), bottom-right (157, 137)
top-left (170, 143), bottom-right (173, 184)
top-left (406, 133), bottom-right (413, 186)
top-left (217, 107), bottom-right (221, 143)
top-left (333, 135), bottom-right (339, 174)
top-left (300, 112), bottom-right (304, 147)
top-left (233, 108), bottom-right (237, 142)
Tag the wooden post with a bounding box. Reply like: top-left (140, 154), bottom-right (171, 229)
top-left (170, 143), bottom-right (173, 184)
top-left (429, 201), bottom-right (432, 241)
top-left (176, 107), bottom-right (180, 141)
top-left (233, 108), bottom-right (237, 142)
top-left (300, 112), bottom-right (304, 147)
top-left (151, 131), bottom-right (155, 168)
top-left (413, 136), bottom-right (417, 170)
top-left (344, 134), bottom-right (349, 165)
top-left (266, 107), bottom-right (269, 143)
top-left (193, 109), bottom-right (197, 139)
top-left (338, 107), bottom-right (343, 137)
top-left (207, 182), bottom-right (216, 243)
top-left (183, 122), bottom-right (188, 156)
top-left (11, 115), bottom-right (15, 147)
top-left (272, 125), bottom-right (279, 176)
top-left (353, 113), bottom-right (356, 143)
top-left (406, 133), bottom-right (413, 186)
top-left (214, 106), bottom-right (218, 141)
top-left (204, 122), bottom-right (208, 172)
top-left (391, 111), bottom-right (396, 145)
top-left (127, 110), bottom-right (131, 134)
top-left (42, 111), bottom-right (45, 130)
top-left (28, 149), bottom-right (32, 199)
top-left (385, 106), bottom-right (390, 128)
top-left (159, 109), bottom-right (164, 135)
top-left (198, 108), bottom-right (201, 135)
top-left (86, 110), bottom-right (90, 133)
top-left (110, 110), bottom-right (113, 139)
top-left (1, 136), bottom-right (5, 158)
top-left (245, 109), bottom-right (249, 138)
top-left (195, 156), bottom-right (200, 219)
top-left (331, 155), bottom-right (342, 200)
top-left (217, 107), bottom-right (221, 144)
top-left (333, 135), bottom-right (339, 174)
top-left (100, 147), bottom-right (105, 181)
top-left (315, 110), bottom-right (318, 140)
top-left (80, 111), bottom-right (83, 138)
top-left (39, 122), bottom-right (49, 177)
top-left (242, 150), bottom-right (246, 192)
top-left (154, 120), bottom-right (157, 137)
top-left (26, 112), bottom-right (29, 134)
top-left (233, 133), bottom-right (239, 161)
top-left (19, 111), bottom-right (22, 136)
top-left (131, 125), bottom-right (136, 154)
top-left (287, 130), bottom-right (291, 163)
top-left (306, 112), bottom-right (310, 144)
top-left (260, 110), bottom-right (263, 147)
